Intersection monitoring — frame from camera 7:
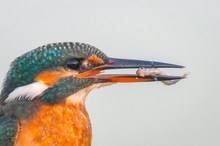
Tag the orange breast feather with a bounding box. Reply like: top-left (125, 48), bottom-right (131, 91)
top-left (15, 102), bottom-right (92, 146)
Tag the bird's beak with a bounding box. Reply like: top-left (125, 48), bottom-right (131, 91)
top-left (76, 57), bottom-right (185, 83)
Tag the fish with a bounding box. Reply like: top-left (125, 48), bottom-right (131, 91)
top-left (136, 67), bottom-right (189, 85)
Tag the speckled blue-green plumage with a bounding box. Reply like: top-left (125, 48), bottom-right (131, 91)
top-left (42, 77), bottom-right (94, 104)
top-left (0, 116), bottom-right (17, 146)
top-left (0, 42), bottom-right (109, 145)
top-left (0, 42), bottom-right (108, 103)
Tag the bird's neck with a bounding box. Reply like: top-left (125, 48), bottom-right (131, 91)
top-left (15, 86), bottom-right (98, 146)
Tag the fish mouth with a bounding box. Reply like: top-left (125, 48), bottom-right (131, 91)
top-left (76, 57), bottom-right (185, 83)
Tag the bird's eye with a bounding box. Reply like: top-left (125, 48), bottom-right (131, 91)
top-left (67, 58), bottom-right (81, 70)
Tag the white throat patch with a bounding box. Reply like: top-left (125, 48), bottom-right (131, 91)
top-left (5, 81), bottom-right (49, 103)
top-left (67, 83), bottom-right (111, 105)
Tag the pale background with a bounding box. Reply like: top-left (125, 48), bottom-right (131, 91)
top-left (0, 0), bottom-right (219, 146)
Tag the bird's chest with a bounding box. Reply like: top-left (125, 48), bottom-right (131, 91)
top-left (15, 102), bottom-right (92, 146)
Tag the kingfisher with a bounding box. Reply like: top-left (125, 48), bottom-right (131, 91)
top-left (0, 42), bottom-right (185, 146)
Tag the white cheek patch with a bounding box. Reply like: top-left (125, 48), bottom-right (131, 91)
top-left (5, 82), bottom-right (49, 103)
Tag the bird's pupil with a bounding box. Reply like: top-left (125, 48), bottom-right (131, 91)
top-left (67, 58), bottom-right (81, 70)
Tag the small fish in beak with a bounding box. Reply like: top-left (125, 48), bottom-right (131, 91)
top-left (136, 67), bottom-right (189, 85)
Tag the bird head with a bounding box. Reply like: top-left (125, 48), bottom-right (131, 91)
top-left (0, 42), bottom-right (184, 105)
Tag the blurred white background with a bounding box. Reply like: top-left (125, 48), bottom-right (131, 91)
top-left (0, 0), bottom-right (219, 146)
